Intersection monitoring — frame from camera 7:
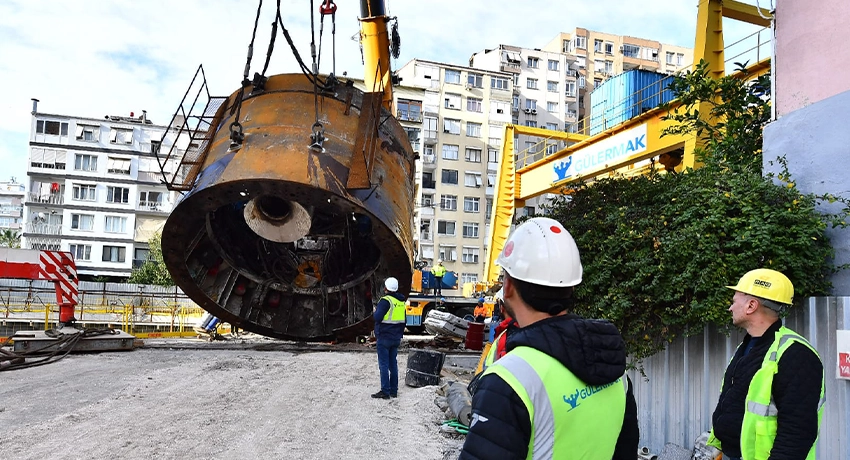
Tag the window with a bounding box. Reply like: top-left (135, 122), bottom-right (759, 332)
top-left (397, 99), bottom-right (423, 122)
top-left (595, 78), bottom-right (603, 88)
top-left (666, 52), bottom-right (674, 64)
top-left (605, 42), bottom-right (614, 55)
top-left (490, 101), bottom-right (509, 115)
top-left (74, 154), bottom-right (98, 172)
top-left (605, 61), bottom-right (614, 73)
top-left (424, 117), bottom-right (437, 139)
top-left (464, 172), bottom-right (482, 187)
top-left (525, 99), bottom-right (537, 110)
top-left (75, 124), bottom-right (98, 141)
top-left (565, 81), bottom-right (576, 97)
top-left (574, 35), bottom-right (587, 49)
top-left (547, 81), bottom-right (558, 92)
top-left (465, 148), bottom-right (482, 163)
top-left (30, 147), bottom-right (67, 169)
top-left (547, 60), bottom-right (559, 71)
top-left (110, 128), bottom-right (133, 144)
top-left (442, 144), bottom-right (459, 160)
top-left (594, 59), bottom-right (604, 72)
top-left (107, 157), bottom-right (131, 175)
top-left (405, 127), bottom-right (421, 151)
top-left (422, 172), bottom-right (436, 188)
top-left (445, 69), bottom-right (461, 84)
top-left (576, 56), bottom-right (586, 68)
top-left (526, 78), bottom-right (538, 90)
top-left (461, 273), bottom-right (478, 284)
top-left (437, 221), bottom-right (456, 236)
top-left (104, 216), bottom-right (127, 233)
top-left (441, 169), bottom-right (458, 184)
top-left (467, 97), bottom-right (483, 113)
top-left (463, 197), bottom-right (480, 213)
top-left (578, 75), bottom-right (586, 88)
top-left (676, 53), bottom-right (684, 66)
top-left (102, 245), bottom-right (126, 263)
top-left (462, 222), bottom-right (479, 238)
top-left (491, 77), bottom-right (509, 90)
top-left (439, 245), bottom-right (457, 262)
top-left (440, 194), bottom-right (457, 211)
top-left (150, 140), bottom-right (161, 154)
top-left (487, 173), bottom-right (496, 187)
top-left (443, 118), bottom-right (461, 135)
top-left (466, 122), bottom-right (481, 138)
top-left (72, 183), bottom-right (96, 201)
top-left (485, 198), bottom-right (493, 218)
top-left (69, 244), bottom-right (92, 261)
top-left (594, 39), bottom-right (603, 53)
top-left (462, 247), bottom-right (480, 263)
top-left (623, 44), bottom-right (640, 58)
top-left (525, 120), bottom-right (537, 128)
top-left (106, 186), bottom-right (130, 204)
top-left (71, 214), bottom-right (94, 231)
top-left (524, 206), bottom-right (536, 217)
top-left (37, 120), bottom-right (69, 136)
top-left (467, 73), bottom-right (483, 88)
top-left (546, 123), bottom-right (559, 131)
top-left (488, 149), bottom-right (499, 164)
top-left (139, 191), bottom-right (163, 210)
top-left (527, 57), bottom-right (539, 68)
top-left (422, 194), bottom-right (434, 207)
top-left (546, 143), bottom-right (558, 154)
top-left (444, 93), bottom-right (461, 109)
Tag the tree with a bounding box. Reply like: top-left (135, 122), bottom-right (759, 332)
top-left (540, 61), bottom-right (848, 360)
top-left (128, 232), bottom-right (175, 286)
top-left (0, 229), bottom-right (21, 248)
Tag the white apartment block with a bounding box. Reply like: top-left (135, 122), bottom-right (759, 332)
top-left (0, 179), bottom-right (26, 232)
top-left (397, 59), bottom-right (514, 291)
top-left (23, 103), bottom-right (181, 279)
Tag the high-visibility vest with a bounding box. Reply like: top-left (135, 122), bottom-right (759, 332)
top-left (380, 295), bottom-right (406, 324)
top-left (707, 327), bottom-right (825, 460)
top-left (482, 346), bottom-right (626, 459)
top-left (483, 329), bottom-right (509, 370)
top-left (432, 265), bottom-right (446, 277)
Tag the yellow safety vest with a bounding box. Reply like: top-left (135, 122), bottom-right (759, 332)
top-left (482, 346), bottom-right (626, 459)
top-left (707, 326), bottom-right (825, 460)
top-left (432, 265), bottom-right (446, 277)
top-left (381, 295), bottom-right (406, 324)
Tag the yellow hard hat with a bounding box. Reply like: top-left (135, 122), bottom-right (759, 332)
top-left (726, 268), bottom-right (794, 305)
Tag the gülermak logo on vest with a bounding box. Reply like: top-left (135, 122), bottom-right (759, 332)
top-left (563, 378), bottom-right (622, 411)
top-left (553, 124), bottom-right (648, 182)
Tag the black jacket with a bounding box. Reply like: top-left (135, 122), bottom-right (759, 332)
top-left (458, 314), bottom-right (639, 460)
top-left (711, 320), bottom-right (823, 459)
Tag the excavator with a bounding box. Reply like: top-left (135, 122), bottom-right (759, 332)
top-left (157, 0), bottom-right (414, 342)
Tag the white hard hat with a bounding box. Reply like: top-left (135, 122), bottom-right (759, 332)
top-left (437, 259), bottom-right (443, 264)
top-left (496, 217), bottom-right (582, 287)
top-left (384, 277), bottom-right (399, 292)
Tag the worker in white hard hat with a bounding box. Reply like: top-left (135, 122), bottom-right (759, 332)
top-left (371, 276), bottom-right (406, 400)
top-left (430, 259), bottom-right (446, 296)
top-left (459, 217), bottom-right (639, 460)
top-left (707, 269), bottom-right (824, 460)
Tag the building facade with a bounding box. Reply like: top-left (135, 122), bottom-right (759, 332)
top-left (23, 105), bottom-right (181, 280)
top-left (396, 59), bottom-right (514, 291)
top-left (0, 179), bottom-right (26, 233)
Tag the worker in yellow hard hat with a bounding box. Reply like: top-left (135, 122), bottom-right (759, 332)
top-left (707, 268), bottom-right (824, 460)
top-left (459, 217), bottom-right (638, 459)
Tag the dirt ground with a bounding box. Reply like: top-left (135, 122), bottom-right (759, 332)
top-left (0, 338), bottom-right (468, 460)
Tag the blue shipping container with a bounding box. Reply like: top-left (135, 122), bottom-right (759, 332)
top-left (588, 70), bottom-right (676, 136)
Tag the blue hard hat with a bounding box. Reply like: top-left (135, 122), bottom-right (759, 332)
top-left (440, 297), bottom-right (446, 302)
top-left (479, 297), bottom-right (485, 302)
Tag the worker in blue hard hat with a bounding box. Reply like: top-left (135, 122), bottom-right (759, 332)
top-left (473, 297), bottom-right (487, 323)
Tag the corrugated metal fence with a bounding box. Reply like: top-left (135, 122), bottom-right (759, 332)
top-left (629, 297), bottom-right (850, 458)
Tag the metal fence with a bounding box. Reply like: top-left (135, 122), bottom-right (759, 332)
top-left (630, 297), bottom-right (850, 458)
top-left (0, 279), bottom-right (207, 337)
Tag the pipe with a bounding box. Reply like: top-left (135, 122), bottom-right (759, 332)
top-left (31, 98), bottom-right (39, 114)
top-left (359, 0), bottom-right (394, 112)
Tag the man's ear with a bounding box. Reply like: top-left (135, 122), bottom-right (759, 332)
top-left (503, 276), bottom-right (514, 299)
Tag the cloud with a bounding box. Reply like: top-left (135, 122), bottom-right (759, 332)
top-left (0, 0), bottom-right (768, 185)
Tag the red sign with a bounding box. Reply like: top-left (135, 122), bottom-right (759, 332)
top-left (839, 352), bottom-right (850, 378)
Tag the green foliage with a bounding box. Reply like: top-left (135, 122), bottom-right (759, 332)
top-left (0, 229), bottom-right (21, 248)
top-left (127, 232), bottom-right (174, 286)
top-left (541, 60), bottom-right (847, 360)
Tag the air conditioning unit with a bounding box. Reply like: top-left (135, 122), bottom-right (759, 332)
top-left (465, 84), bottom-right (474, 90)
top-left (496, 109), bottom-right (504, 114)
top-left (531, 109), bottom-right (537, 115)
top-left (619, 45), bottom-right (625, 53)
top-left (523, 108), bottom-right (532, 114)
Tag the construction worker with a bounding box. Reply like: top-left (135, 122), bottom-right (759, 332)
top-left (473, 297), bottom-right (487, 322)
top-left (431, 259), bottom-right (446, 296)
top-left (459, 217), bottom-right (639, 459)
top-left (707, 269), bottom-right (824, 460)
top-left (371, 277), bottom-right (406, 400)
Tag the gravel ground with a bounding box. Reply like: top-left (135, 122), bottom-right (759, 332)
top-left (0, 342), bottom-right (467, 460)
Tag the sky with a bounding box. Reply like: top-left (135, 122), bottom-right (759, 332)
top-left (0, 0), bottom-right (766, 186)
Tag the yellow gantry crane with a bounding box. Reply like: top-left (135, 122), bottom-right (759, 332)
top-left (484, 0), bottom-right (772, 283)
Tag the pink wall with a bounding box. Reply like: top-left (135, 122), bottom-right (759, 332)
top-left (776, 0), bottom-right (850, 116)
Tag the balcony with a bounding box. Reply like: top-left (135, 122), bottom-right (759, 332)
top-left (421, 155), bottom-right (436, 170)
top-left (422, 180), bottom-right (436, 189)
top-left (27, 192), bottom-right (64, 205)
top-left (25, 223), bottom-right (62, 235)
top-left (133, 258), bottom-right (149, 269)
top-left (423, 131), bottom-right (438, 145)
top-left (397, 110), bottom-right (423, 123)
top-left (137, 201), bottom-right (166, 212)
top-left (500, 62), bottom-right (521, 74)
top-left (419, 231), bottom-right (433, 242)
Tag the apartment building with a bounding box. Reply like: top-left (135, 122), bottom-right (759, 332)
top-left (396, 59), bottom-right (514, 290)
top-left (23, 103), bottom-right (181, 280)
top-left (0, 179), bottom-right (25, 232)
